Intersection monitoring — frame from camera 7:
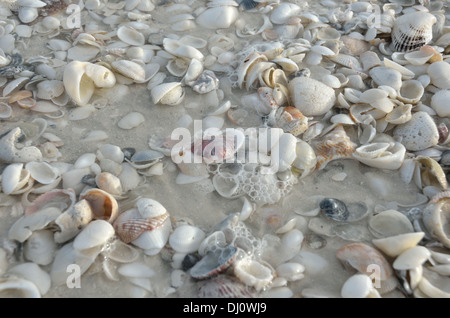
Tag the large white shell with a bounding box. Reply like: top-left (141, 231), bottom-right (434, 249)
top-left (84, 63), bottom-right (116, 88)
top-left (368, 209), bottom-right (414, 238)
top-left (393, 246), bottom-right (431, 270)
top-left (25, 161), bottom-right (60, 185)
top-left (73, 220), bottom-right (115, 251)
top-left (352, 142), bottom-right (406, 170)
top-left (196, 6), bottom-right (239, 29)
top-left (169, 224), bottom-right (205, 254)
top-left (63, 61), bottom-right (95, 106)
top-left (288, 76), bottom-right (336, 116)
top-left (341, 274), bottom-right (381, 298)
top-left (431, 90), bottom-right (450, 118)
top-left (393, 111), bottom-right (439, 151)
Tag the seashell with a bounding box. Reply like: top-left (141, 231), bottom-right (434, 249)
top-left (236, 52), bottom-right (268, 89)
top-left (54, 199), bottom-right (93, 243)
top-left (104, 238), bottom-right (140, 264)
top-left (183, 58), bottom-right (203, 86)
top-left (0, 102), bottom-right (12, 119)
top-left (3, 77), bottom-right (29, 98)
top-left (280, 229), bottom-right (304, 263)
top-left (391, 11), bottom-right (437, 52)
top-left (359, 88), bottom-right (394, 113)
top-left (385, 103), bottom-right (412, 124)
top-left (18, 6), bottom-right (39, 24)
top-left (352, 142), bottom-right (406, 170)
top-left (111, 60), bottom-right (146, 83)
top-left (0, 276), bottom-right (41, 298)
top-left (422, 195), bottom-right (450, 248)
top-left (25, 161), bottom-right (60, 185)
top-left (288, 76), bottom-right (336, 116)
top-left (169, 224), bottom-right (206, 254)
top-left (151, 82), bottom-right (185, 106)
top-left (73, 219), bottom-right (115, 251)
top-left (398, 80), bottom-right (424, 104)
top-left (80, 188), bottom-right (119, 223)
top-left (118, 262), bottom-right (155, 278)
top-left (393, 246), bottom-right (431, 270)
top-left (196, 6), bottom-right (239, 29)
top-left (117, 25), bottom-right (145, 46)
top-left (84, 63), bottom-right (116, 88)
top-left (6, 262), bottom-right (51, 297)
top-left (233, 257), bottom-right (274, 292)
top-left (190, 246), bottom-right (238, 280)
top-left (312, 125), bottom-right (357, 170)
top-left (414, 156), bottom-right (448, 190)
top-left (318, 198), bottom-right (348, 222)
top-left (198, 275), bottom-right (255, 298)
top-left (292, 139), bottom-right (317, 178)
top-left (192, 70), bottom-right (219, 94)
top-left (431, 90), bottom-right (450, 118)
top-left (276, 262), bottom-right (305, 282)
top-left (23, 230), bottom-right (56, 266)
top-left (336, 243), bottom-right (397, 294)
top-left (2, 163), bottom-right (29, 195)
top-left (36, 80), bottom-right (64, 100)
top-left (63, 61), bottom-right (95, 106)
top-left (372, 232), bottom-right (425, 258)
top-left (97, 144), bottom-right (124, 163)
top-left (360, 51), bottom-right (381, 72)
top-left (95, 172), bottom-right (122, 196)
top-left (272, 106), bottom-right (308, 137)
top-left (404, 45), bottom-right (437, 65)
top-left (369, 67), bottom-right (402, 92)
top-left (368, 210), bottom-right (414, 238)
top-left (341, 274), bottom-right (381, 298)
top-left (393, 111), bottom-right (439, 151)
top-left (427, 60), bottom-right (450, 90)
top-left (417, 277), bottom-right (450, 298)
top-left (117, 111), bottom-right (145, 130)
top-left (270, 2), bottom-right (301, 24)
top-left (212, 174), bottom-right (242, 199)
top-left (127, 149), bottom-right (164, 169)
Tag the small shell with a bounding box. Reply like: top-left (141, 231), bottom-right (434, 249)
top-left (73, 220), bottom-right (115, 251)
top-left (398, 80), bottom-right (424, 104)
top-left (391, 11), bottom-right (437, 52)
top-left (2, 163), bottom-right (29, 195)
top-left (95, 172), bottom-right (122, 196)
top-left (25, 161), bottom-right (60, 185)
top-left (117, 112), bottom-right (145, 130)
top-left (111, 60), bottom-right (146, 83)
top-left (369, 67), bottom-right (402, 92)
top-left (352, 142), bottom-right (406, 170)
top-left (319, 198), bottom-right (349, 222)
top-left (198, 275), bottom-right (255, 298)
top-left (233, 257), bottom-right (274, 292)
top-left (0, 276), bottom-right (41, 298)
top-left (276, 262), bottom-right (305, 281)
top-left (79, 188), bottom-right (119, 223)
top-left (431, 90), bottom-right (450, 118)
top-left (23, 230), bottom-right (56, 266)
top-left (196, 6), bottom-right (239, 30)
top-left (169, 225), bottom-right (205, 254)
top-left (368, 209), bottom-right (414, 238)
top-left (190, 246), bottom-right (238, 280)
top-left (150, 82), bottom-right (185, 106)
top-left (428, 61), bottom-right (450, 90)
top-left (117, 25), bottom-right (145, 46)
top-left (422, 195), bottom-right (450, 248)
top-left (341, 274), bottom-right (381, 298)
top-left (54, 199), bottom-right (94, 243)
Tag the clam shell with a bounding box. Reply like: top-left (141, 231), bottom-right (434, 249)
top-left (0, 277), bottom-right (41, 298)
top-left (73, 219), bottom-right (115, 251)
top-left (423, 196), bottom-right (450, 248)
top-left (84, 63), bottom-right (116, 88)
top-left (54, 199), bottom-right (94, 243)
top-left (341, 274), bottom-right (381, 298)
top-left (196, 6), bottom-right (239, 30)
top-left (369, 67), bottom-right (402, 92)
top-left (368, 209), bottom-right (414, 238)
top-left (117, 25), bottom-right (145, 46)
top-left (352, 142), bottom-right (406, 170)
top-left (6, 262), bottom-right (51, 297)
top-left (392, 11), bottom-right (437, 52)
top-left (270, 2), bottom-right (301, 24)
top-left (36, 80), bottom-right (64, 100)
top-left (233, 257), bottom-right (274, 292)
top-left (393, 246), bottom-right (431, 270)
top-left (428, 61), bottom-right (450, 90)
top-left (2, 163), bottom-right (27, 195)
top-left (190, 246), bottom-right (238, 280)
top-left (398, 80), bottom-right (424, 104)
top-left (111, 60), bottom-right (146, 83)
top-left (25, 161), bottom-right (59, 185)
top-left (95, 172), bottom-right (123, 196)
top-left (150, 82), bottom-right (185, 106)
top-left (431, 90), bottom-right (450, 118)
top-left (80, 188), bottom-right (119, 223)
top-left (169, 224), bottom-right (205, 254)
top-left (372, 232), bottom-right (425, 258)
top-left (393, 111), bottom-right (439, 151)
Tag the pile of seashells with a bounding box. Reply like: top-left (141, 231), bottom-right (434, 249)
top-left (0, 0), bottom-right (450, 298)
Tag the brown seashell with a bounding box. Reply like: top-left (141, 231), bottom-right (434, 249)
top-left (313, 125), bottom-right (357, 170)
top-left (391, 11), bottom-right (437, 52)
top-left (113, 209), bottom-right (169, 243)
top-left (336, 242), bottom-right (398, 294)
top-left (274, 106), bottom-right (308, 136)
top-left (80, 188), bottom-right (118, 223)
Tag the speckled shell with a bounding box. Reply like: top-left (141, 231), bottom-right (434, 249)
top-left (393, 111), bottom-right (439, 151)
top-left (391, 11), bottom-right (437, 52)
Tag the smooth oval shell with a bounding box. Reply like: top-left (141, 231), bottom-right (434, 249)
top-left (117, 25), bottom-right (145, 46)
top-left (431, 90), bottom-right (450, 118)
top-left (368, 210), bottom-right (414, 238)
top-left (196, 6), bottom-right (239, 29)
top-left (393, 246), bottom-right (431, 270)
top-left (372, 232), bottom-right (425, 258)
top-left (428, 61), bottom-right (450, 90)
top-left (117, 111), bottom-right (145, 129)
top-left (73, 220), bottom-right (115, 251)
top-left (422, 197), bottom-right (450, 248)
top-left (169, 225), bottom-right (205, 254)
top-left (319, 198), bottom-right (349, 222)
top-left (341, 274), bottom-right (381, 298)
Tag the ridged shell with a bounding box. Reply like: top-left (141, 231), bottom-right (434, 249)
top-left (391, 11), bottom-right (437, 52)
top-left (150, 82), bottom-right (185, 106)
top-left (198, 275), bottom-right (255, 298)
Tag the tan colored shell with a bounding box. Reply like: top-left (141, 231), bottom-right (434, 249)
top-left (274, 106), bottom-right (308, 136)
top-left (313, 125), bottom-right (357, 170)
top-left (80, 188), bottom-right (119, 223)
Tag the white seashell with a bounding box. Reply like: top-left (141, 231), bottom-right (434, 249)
top-left (280, 229), bottom-right (303, 262)
top-left (270, 132), bottom-right (298, 172)
top-left (183, 58), bottom-right (203, 86)
top-left (23, 230), bottom-right (56, 266)
top-left (196, 6), bottom-right (239, 29)
top-left (385, 103), bottom-right (412, 124)
top-left (393, 246), bottom-right (431, 270)
top-left (292, 139), bottom-right (317, 178)
top-left (369, 67), bottom-right (402, 92)
top-left (276, 262), bottom-right (305, 281)
top-left (372, 232), bottom-right (425, 258)
top-left (97, 144), bottom-right (124, 163)
top-left (118, 111), bottom-right (145, 129)
top-left (84, 63), bottom-right (116, 88)
top-left (95, 172), bottom-right (122, 196)
top-left (169, 225), bottom-right (205, 254)
top-left (422, 195), bottom-right (450, 248)
top-left (398, 80), bottom-right (424, 104)
top-left (63, 61), bottom-right (94, 106)
top-left (3, 77), bottom-right (29, 97)
top-left (151, 82), bottom-right (185, 106)
top-left (234, 258), bottom-right (273, 292)
top-left (368, 209), bottom-right (414, 238)
top-left (392, 11), bottom-right (436, 52)
top-left (359, 88), bottom-right (394, 113)
top-left (7, 262), bottom-right (51, 296)
top-left (54, 199), bottom-right (93, 243)
top-left (25, 161), bottom-right (59, 185)
top-left (73, 220), bottom-right (115, 251)
top-left (383, 58), bottom-right (415, 80)
top-left (111, 60), bottom-right (146, 83)
top-left (0, 276), bottom-right (41, 298)
top-left (404, 46), bottom-right (436, 65)
top-left (18, 6), bottom-right (38, 23)
top-left (428, 61), bottom-right (450, 90)
top-left (418, 277), bottom-right (450, 298)
top-left (0, 102), bottom-right (12, 119)
top-left (270, 2), bottom-right (301, 24)
top-left (393, 111), bottom-right (439, 151)
top-left (36, 80), bottom-right (64, 100)
top-left (118, 162), bottom-right (141, 192)
top-left (341, 274), bottom-right (381, 298)
top-left (352, 142), bottom-right (406, 170)
top-left (117, 26), bottom-right (145, 46)
top-left (118, 262), bottom-right (155, 278)
top-left (136, 198), bottom-right (167, 218)
top-left (288, 76), bottom-right (336, 116)
top-left (2, 163), bottom-right (27, 195)
top-left (431, 90), bottom-right (450, 118)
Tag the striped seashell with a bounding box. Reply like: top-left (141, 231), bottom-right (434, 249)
top-left (313, 125), bottom-right (357, 170)
top-left (113, 208), bottom-right (170, 243)
top-left (391, 11), bottom-right (437, 52)
top-left (198, 275), bottom-right (255, 298)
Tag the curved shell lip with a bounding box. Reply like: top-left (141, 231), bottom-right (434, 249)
top-left (422, 197), bottom-right (450, 248)
top-left (150, 81), bottom-right (185, 106)
top-left (79, 188), bottom-right (119, 223)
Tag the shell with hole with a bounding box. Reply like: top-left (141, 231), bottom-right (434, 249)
top-left (150, 82), bottom-right (185, 106)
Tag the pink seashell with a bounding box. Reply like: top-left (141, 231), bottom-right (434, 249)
top-left (198, 275), bottom-right (256, 298)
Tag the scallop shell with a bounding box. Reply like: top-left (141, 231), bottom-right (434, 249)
top-left (150, 82), bottom-right (185, 106)
top-left (312, 125), bottom-right (357, 170)
top-left (288, 76), bottom-right (336, 116)
top-left (393, 111), bottom-right (439, 151)
top-left (391, 11), bottom-right (437, 52)
top-left (198, 275), bottom-right (255, 298)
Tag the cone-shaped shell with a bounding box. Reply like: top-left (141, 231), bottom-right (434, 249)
top-left (63, 61), bottom-right (95, 106)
